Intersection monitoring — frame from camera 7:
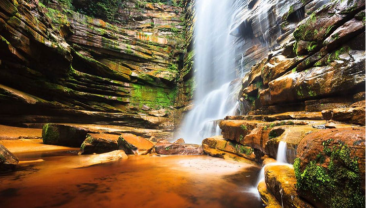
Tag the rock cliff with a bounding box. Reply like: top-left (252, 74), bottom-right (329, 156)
top-left (0, 0), bottom-right (191, 140)
top-left (202, 0), bottom-right (366, 207)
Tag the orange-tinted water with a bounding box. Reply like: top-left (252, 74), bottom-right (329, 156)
top-left (0, 151), bottom-right (263, 208)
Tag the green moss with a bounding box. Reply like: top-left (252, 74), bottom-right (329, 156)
top-left (307, 42), bottom-right (317, 52)
top-left (131, 84), bottom-right (176, 110)
top-left (240, 125), bottom-right (247, 131)
top-left (294, 141), bottom-right (364, 208)
top-left (0, 154), bottom-right (5, 163)
top-left (236, 144), bottom-right (254, 156)
top-left (42, 124), bottom-right (59, 144)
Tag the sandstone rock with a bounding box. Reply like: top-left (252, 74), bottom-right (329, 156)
top-left (265, 126), bottom-right (320, 163)
top-left (148, 109), bottom-right (167, 117)
top-left (0, 144), bottom-right (19, 171)
top-left (77, 150), bottom-right (128, 168)
top-left (154, 143), bottom-right (202, 155)
top-left (0, 0), bottom-right (186, 136)
top-left (42, 124), bottom-right (89, 147)
top-left (262, 157), bottom-right (277, 166)
top-left (219, 120), bottom-right (260, 142)
top-left (117, 134), bottom-right (154, 155)
top-left (323, 18), bottom-right (365, 51)
top-left (202, 136), bottom-right (256, 160)
top-left (261, 55), bottom-right (302, 85)
top-left (353, 91), bottom-right (365, 101)
top-left (268, 49), bottom-right (365, 105)
top-left (174, 138), bottom-right (185, 144)
top-left (202, 144), bottom-right (257, 165)
top-left (295, 128), bottom-right (365, 208)
top-left (257, 181), bottom-right (282, 208)
top-left (80, 134), bottom-right (119, 155)
top-left (264, 164), bottom-right (314, 208)
top-left (305, 97), bottom-right (352, 112)
top-left (321, 100), bottom-right (365, 125)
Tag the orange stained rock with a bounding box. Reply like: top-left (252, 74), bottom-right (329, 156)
top-left (257, 181), bottom-right (282, 208)
top-left (120, 133), bottom-right (154, 151)
top-left (264, 165), bottom-right (314, 208)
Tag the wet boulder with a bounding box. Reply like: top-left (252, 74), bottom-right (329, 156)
top-left (294, 128), bottom-right (365, 208)
top-left (42, 124), bottom-right (89, 147)
top-left (118, 134), bottom-right (154, 155)
top-left (80, 134), bottom-right (119, 155)
top-left (0, 144), bottom-right (19, 171)
top-left (263, 164), bottom-right (314, 208)
top-left (174, 138), bottom-right (185, 144)
top-left (154, 143), bottom-right (203, 155)
top-left (77, 150), bottom-right (128, 168)
top-left (202, 136), bottom-right (256, 161)
top-left (257, 182), bottom-right (282, 208)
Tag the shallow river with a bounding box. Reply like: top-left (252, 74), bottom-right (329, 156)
top-left (0, 151), bottom-right (263, 208)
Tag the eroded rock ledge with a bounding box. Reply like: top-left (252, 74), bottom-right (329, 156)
top-left (0, 0), bottom-right (193, 140)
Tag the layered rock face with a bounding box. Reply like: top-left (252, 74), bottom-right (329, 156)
top-left (202, 0), bottom-right (366, 207)
top-left (0, 0), bottom-right (190, 140)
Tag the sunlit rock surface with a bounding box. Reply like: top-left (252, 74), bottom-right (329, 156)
top-left (118, 133), bottom-right (154, 155)
top-left (0, 144), bottom-right (19, 171)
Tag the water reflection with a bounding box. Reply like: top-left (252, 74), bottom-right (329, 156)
top-left (0, 153), bottom-right (263, 208)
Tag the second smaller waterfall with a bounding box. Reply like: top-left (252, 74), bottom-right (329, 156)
top-left (276, 141), bottom-right (288, 163)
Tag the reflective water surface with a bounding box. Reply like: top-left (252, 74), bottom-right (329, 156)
top-left (0, 152), bottom-right (263, 208)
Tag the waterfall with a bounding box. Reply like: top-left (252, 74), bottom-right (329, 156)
top-left (249, 141), bottom-right (291, 198)
top-left (176, 0), bottom-right (241, 144)
top-left (276, 141), bottom-right (288, 163)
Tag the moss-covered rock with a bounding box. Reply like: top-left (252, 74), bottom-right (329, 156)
top-left (294, 128), bottom-right (365, 208)
top-left (42, 124), bottom-right (89, 147)
top-left (202, 136), bottom-right (256, 160)
top-left (80, 133), bottom-right (119, 154)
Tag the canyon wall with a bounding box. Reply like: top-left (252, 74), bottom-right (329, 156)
top-left (202, 0), bottom-right (365, 207)
top-left (0, 0), bottom-right (192, 140)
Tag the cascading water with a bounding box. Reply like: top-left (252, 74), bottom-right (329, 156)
top-left (176, 0), bottom-right (241, 144)
top-left (276, 141), bottom-right (288, 164)
top-left (249, 141), bottom-right (292, 198)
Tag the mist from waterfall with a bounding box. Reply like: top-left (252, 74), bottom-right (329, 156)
top-left (176, 0), bottom-right (241, 144)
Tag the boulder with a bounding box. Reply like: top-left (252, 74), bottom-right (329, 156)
top-left (203, 136), bottom-right (256, 161)
top-left (117, 134), bottom-right (154, 155)
top-left (0, 144), bottom-right (19, 171)
top-left (154, 143), bottom-right (202, 155)
top-left (202, 144), bottom-right (257, 165)
top-left (77, 150), bottom-right (128, 168)
top-left (80, 134), bottom-right (119, 155)
top-left (219, 120), bottom-right (259, 142)
top-left (294, 128), bottom-right (365, 208)
top-left (174, 138), bottom-right (185, 144)
top-left (42, 124), bottom-right (89, 147)
top-left (257, 181), bottom-right (282, 208)
top-left (264, 165), bottom-right (314, 208)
